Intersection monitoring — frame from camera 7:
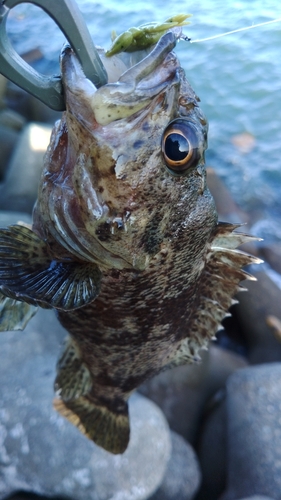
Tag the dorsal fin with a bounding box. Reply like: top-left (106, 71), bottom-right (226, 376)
top-left (165, 222), bottom-right (262, 368)
top-left (0, 225), bottom-right (101, 311)
top-left (53, 396), bottom-right (130, 454)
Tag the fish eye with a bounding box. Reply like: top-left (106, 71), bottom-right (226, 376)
top-left (162, 119), bottom-right (202, 175)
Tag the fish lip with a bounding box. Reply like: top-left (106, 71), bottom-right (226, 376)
top-left (60, 44), bottom-right (97, 114)
top-left (60, 29), bottom-right (181, 126)
top-left (91, 31), bottom-right (181, 126)
top-left (60, 44), bottom-right (82, 85)
top-left (60, 43), bottom-right (91, 82)
top-left (60, 42), bottom-right (71, 59)
top-left (61, 27), bottom-right (180, 82)
top-left (117, 29), bottom-right (179, 84)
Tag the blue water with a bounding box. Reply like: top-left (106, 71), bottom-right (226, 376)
top-left (5, 0), bottom-right (281, 242)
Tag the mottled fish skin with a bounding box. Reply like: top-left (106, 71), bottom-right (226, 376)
top-left (0, 27), bottom-right (261, 454)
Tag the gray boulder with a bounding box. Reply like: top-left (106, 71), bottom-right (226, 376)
top-left (139, 344), bottom-right (247, 444)
top-left (0, 123), bottom-right (52, 213)
top-left (0, 125), bottom-right (19, 180)
top-left (234, 496), bottom-right (275, 500)
top-left (0, 308), bottom-right (171, 500)
top-left (0, 109), bottom-right (26, 131)
top-left (259, 243), bottom-right (281, 274)
top-left (197, 394), bottom-right (227, 500)
top-left (0, 211), bottom-right (31, 227)
top-left (139, 351), bottom-right (210, 443)
top-left (235, 271), bottom-right (281, 364)
top-left (150, 431), bottom-right (201, 500)
top-left (222, 364), bottom-right (281, 500)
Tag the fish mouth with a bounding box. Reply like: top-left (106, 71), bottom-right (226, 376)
top-left (61, 28), bottom-right (182, 126)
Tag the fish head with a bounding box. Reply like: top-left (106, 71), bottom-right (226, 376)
top-left (35, 28), bottom-right (216, 271)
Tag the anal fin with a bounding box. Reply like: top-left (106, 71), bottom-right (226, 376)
top-left (54, 337), bottom-right (92, 401)
top-left (53, 396), bottom-right (130, 454)
top-left (0, 225), bottom-right (101, 312)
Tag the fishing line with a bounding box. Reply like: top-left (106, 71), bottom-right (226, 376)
top-left (187, 17), bottom-right (281, 43)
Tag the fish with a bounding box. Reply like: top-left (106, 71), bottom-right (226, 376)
top-left (0, 19), bottom-right (261, 454)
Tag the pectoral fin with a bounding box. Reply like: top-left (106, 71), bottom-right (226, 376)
top-left (53, 396), bottom-right (130, 454)
top-left (0, 225), bottom-right (101, 311)
top-left (0, 291), bottom-right (37, 331)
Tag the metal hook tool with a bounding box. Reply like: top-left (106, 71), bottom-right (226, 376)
top-left (0, 0), bottom-right (108, 110)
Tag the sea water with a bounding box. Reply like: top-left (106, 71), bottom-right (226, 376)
top-left (6, 0), bottom-right (281, 243)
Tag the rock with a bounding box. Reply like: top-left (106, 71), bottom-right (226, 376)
top-left (206, 168), bottom-right (249, 224)
top-left (206, 168), bottom-right (260, 257)
top-left (29, 95), bottom-right (62, 124)
top-left (3, 494), bottom-right (64, 500)
top-left (0, 125), bottom-right (19, 180)
top-left (0, 123), bottom-right (52, 213)
top-left (0, 75), bottom-right (7, 108)
top-left (202, 345), bottom-right (248, 401)
top-left (218, 310), bottom-right (249, 357)
top-left (0, 309), bottom-right (171, 500)
top-left (5, 81), bottom-right (61, 125)
top-left (149, 432), bottom-right (201, 500)
top-left (235, 271), bottom-right (281, 363)
top-left (266, 315), bottom-right (281, 344)
top-left (139, 344), bottom-right (247, 444)
top-left (196, 395), bottom-right (227, 500)
top-left (233, 497), bottom-right (275, 500)
top-left (20, 48), bottom-right (44, 65)
top-left (0, 110), bottom-right (26, 131)
top-left (195, 347), bottom-right (248, 500)
top-left (139, 351), bottom-right (209, 443)
top-left (222, 364), bottom-right (281, 500)
top-left (5, 83), bottom-right (32, 121)
top-left (0, 211), bottom-right (31, 227)
top-left (259, 243), bottom-right (281, 275)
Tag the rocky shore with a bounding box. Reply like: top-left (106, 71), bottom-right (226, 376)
top-left (1, 52), bottom-right (281, 500)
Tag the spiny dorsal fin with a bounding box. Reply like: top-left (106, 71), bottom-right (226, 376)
top-left (54, 337), bottom-right (92, 401)
top-left (53, 396), bottom-right (130, 454)
top-left (0, 291), bottom-right (38, 331)
top-left (201, 222), bottom-right (261, 310)
top-left (194, 221), bottom-right (262, 331)
top-left (166, 222), bottom-right (262, 368)
top-left (210, 221), bottom-right (262, 249)
top-left (0, 225), bottom-right (101, 311)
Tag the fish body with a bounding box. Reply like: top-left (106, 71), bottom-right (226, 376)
top-left (0, 26), bottom-right (259, 453)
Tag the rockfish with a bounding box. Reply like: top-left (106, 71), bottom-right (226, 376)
top-left (0, 22), bottom-right (259, 453)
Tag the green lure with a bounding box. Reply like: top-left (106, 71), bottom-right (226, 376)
top-left (106, 14), bottom-right (191, 56)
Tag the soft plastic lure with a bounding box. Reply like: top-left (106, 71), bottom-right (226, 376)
top-left (105, 14), bottom-right (191, 56)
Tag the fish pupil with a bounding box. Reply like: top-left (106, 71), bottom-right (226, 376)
top-left (165, 133), bottom-right (189, 161)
